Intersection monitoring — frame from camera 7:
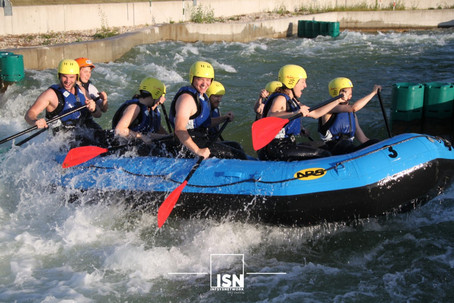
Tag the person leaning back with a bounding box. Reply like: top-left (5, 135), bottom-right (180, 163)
top-left (24, 58), bottom-right (101, 132)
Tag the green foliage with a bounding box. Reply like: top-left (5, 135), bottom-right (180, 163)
top-left (190, 4), bottom-right (216, 23)
top-left (39, 31), bottom-right (58, 45)
top-left (273, 4), bottom-right (289, 16)
top-left (93, 26), bottom-right (119, 39)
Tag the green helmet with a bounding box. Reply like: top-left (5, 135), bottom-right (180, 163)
top-left (139, 77), bottom-right (166, 99)
top-left (57, 59), bottom-right (79, 76)
top-left (328, 77), bottom-right (353, 97)
top-left (206, 81), bottom-right (225, 97)
top-left (278, 64), bottom-right (307, 89)
top-left (189, 61), bottom-right (214, 84)
top-left (265, 81), bottom-right (283, 94)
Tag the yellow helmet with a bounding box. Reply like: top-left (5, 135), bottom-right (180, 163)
top-left (57, 59), bottom-right (80, 76)
top-left (206, 81), bottom-right (225, 97)
top-left (328, 77), bottom-right (353, 97)
top-left (278, 64), bottom-right (307, 89)
top-left (265, 81), bottom-right (283, 94)
top-left (189, 61), bottom-right (214, 84)
top-left (139, 77), bottom-right (166, 99)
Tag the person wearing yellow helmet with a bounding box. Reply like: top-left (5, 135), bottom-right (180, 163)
top-left (111, 77), bottom-right (168, 144)
top-left (253, 81), bottom-right (282, 120)
top-left (257, 64), bottom-right (341, 161)
top-left (205, 80), bottom-right (248, 155)
top-left (318, 77), bottom-right (382, 155)
top-left (206, 81), bottom-right (233, 135)
top-left (75, 57), bottom-right (108, 114)
top-left (25, 58), bottom-right (100, 131)
top-left (168, 61), bottom-right (247, 160)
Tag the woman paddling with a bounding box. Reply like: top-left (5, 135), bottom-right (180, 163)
top-left (257, 64), bottom-right (341, 161)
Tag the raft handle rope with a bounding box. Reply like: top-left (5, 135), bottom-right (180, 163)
top-left (79, 135), bottom-right (447, 188)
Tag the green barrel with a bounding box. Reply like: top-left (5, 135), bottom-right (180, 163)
top-left (0, 53), bottom-right (25, 82)
top-left (0, 51), bottom-right (13, 73)
top-left (423, 82), bottom-right (454, 119)
top-left (304, 21), bottom-right (319, 38)
top-left (328, 22), bottom-right (340, 37)
top-left (319, 21), bottom-right (329, 36)
top-left (297, 20), bottom-right (307, 38)
top-left (391, 82), bottom-right (425, 122)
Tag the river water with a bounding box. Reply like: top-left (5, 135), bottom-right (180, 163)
top-left (1, 28), bottom-right (454, 302)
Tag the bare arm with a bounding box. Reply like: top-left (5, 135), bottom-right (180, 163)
top-left (354, 116), bottom-right (369, 143)
top-left (211, 111), bottom-right (233, 127)
top-left (174, 94), bottom-right (210, 158)
top-left (267, 95), bottom-right (310, 119)
top-left (254, 89), bottom-right (269, 114)
top-left (24, 88), bottom-right (59, 128)
top-left (306, 99), bottom-right (342, 119)
top-left (351, 85), bottom-right (381, 112)
top-left (114, 104), bottom-right (141, 139)
top-left (98, 91), bottom-right (108, 112)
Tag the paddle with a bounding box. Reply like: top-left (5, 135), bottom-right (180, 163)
top-left (62, 144), bottom-right (128, 168)
top-left (62, 134), bottom-right (174, 168)
top-left (161, 104), bottom-right (173, 133)
top-left (0, 105), bottom-right (88, 145)
top-left (251, 94), bottom-right (343, 150)
top-left (157, 120), bottom-right (229, 228)
top-left (16, 128), bottom-right (47, 146)
top-left (377, 89), bottom-right (392, 138)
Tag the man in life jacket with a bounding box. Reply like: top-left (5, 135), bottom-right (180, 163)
top-left (169, 61), bottom-right (247, 160)
top-left (24, 59), bottom-right (100, 132)
top-left (206, 80), bottom-right (232, 137)
top-left (318, 77), bottom-right (381, 155)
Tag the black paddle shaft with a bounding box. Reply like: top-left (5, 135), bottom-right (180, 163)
top-left (377, 89), bottom-right (392, 138)
top-left (16, 128), bottom-right (47, 146)
top-left (185, 120), bottom-right (229, 181)
top-left (0, 105), bottom-right (88, 145)
top-left (160, 104), bottom-right (173, 133)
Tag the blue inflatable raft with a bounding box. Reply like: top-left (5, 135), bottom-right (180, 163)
top-left (56, 133), bottom-right (454, 226)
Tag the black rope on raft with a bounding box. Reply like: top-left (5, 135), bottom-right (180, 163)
top-left (83, 135), bottom-right (443, 188)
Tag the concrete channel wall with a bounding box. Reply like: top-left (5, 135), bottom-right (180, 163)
top-left (1, 0), bottom-right (453, 35)
top-left (1, 1), bottom-right (453, 70)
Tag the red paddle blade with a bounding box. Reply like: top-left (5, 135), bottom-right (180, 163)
top-left (62, 146), bottom-right (108, 168)
top-left (251, 116), bottom-right (290, 150)
top-left (157, 180), bottom-right (188, 228)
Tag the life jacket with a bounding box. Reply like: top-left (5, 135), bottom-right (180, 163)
top-left (318, 112), bottom-right (356, 142)
top-left (262, 92), bottom-right (301, 138)
top-left (111, 99), bottom-right (159, 133)
top-left (46, 84), bottom-right (90, 126)
top-left (209, 107), bottom-right (220, 136)
top-left (81, 80), bottom-right (101, 102)
top-left (169, 86), bottom-right (211, 130)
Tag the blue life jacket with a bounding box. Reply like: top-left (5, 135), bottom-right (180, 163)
top-left (169, 86), bottom-right (211, 130)
top-left (262, 92), bottom-right (301, 138)
top-left (46, 84), bottom-right (90, 126)
top-left (111, 98), bottom-right (160, 133)
top-left (318, 112), bottom-right (356, 142)
top-left (209, 107), bottom-right (220, 136)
